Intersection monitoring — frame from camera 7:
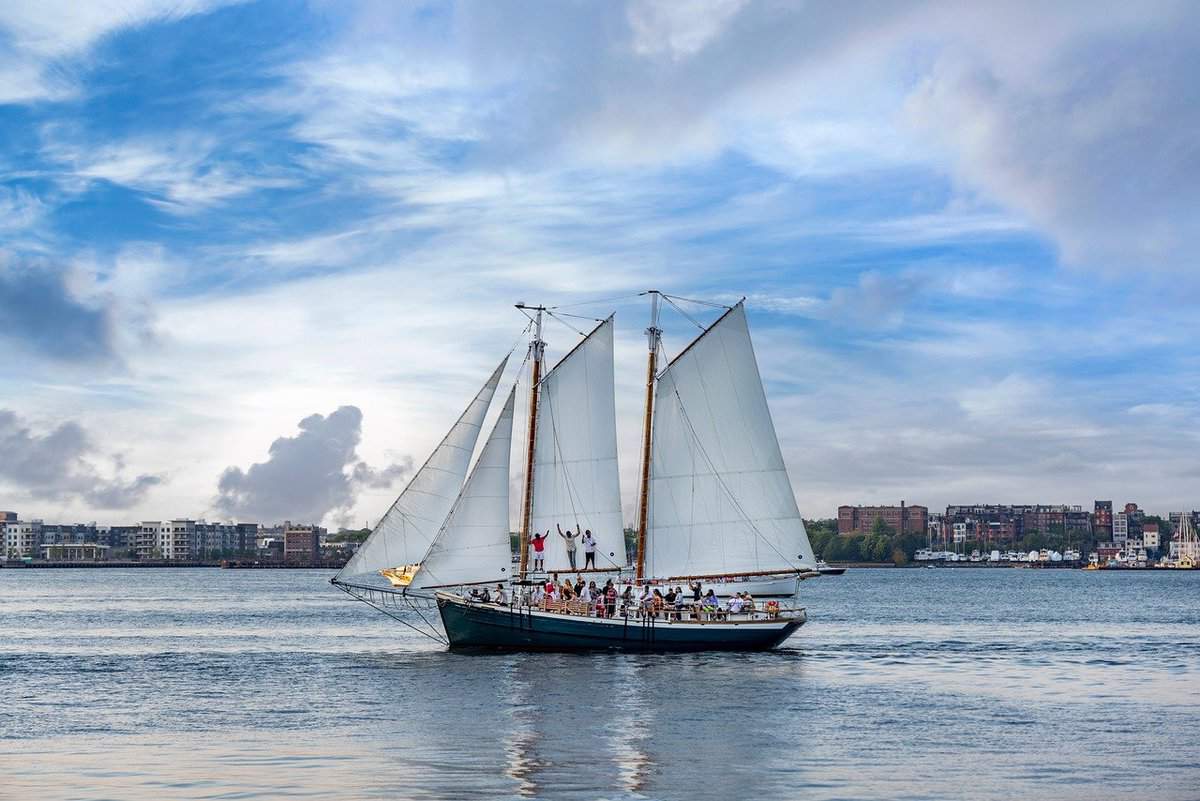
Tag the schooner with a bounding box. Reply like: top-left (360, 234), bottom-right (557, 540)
top-left (332, 293), bottom-right (819, 651)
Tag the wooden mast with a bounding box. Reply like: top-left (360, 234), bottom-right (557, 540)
top-left (634, 291), bottom-right (661, 582)
top-left (516, 304), bottom-right (545, 579)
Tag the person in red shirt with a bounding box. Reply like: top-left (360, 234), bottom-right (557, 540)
top-left (530, 530), bottom-right (549, 572)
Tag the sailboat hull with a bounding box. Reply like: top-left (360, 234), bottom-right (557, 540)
top-left (436, 593), bottom-right (804, 652)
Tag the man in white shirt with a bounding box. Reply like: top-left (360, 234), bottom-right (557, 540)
top-left (728, 594), bottom-right (745, 615)
top-left (582, 530), bottom-right (597, 569)
top-left (494, 584), bottom-right (508, 605)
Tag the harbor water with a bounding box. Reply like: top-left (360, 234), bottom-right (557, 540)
top-left (1, 568), bottom-right (1197, 800)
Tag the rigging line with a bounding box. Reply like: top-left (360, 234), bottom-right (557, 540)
top-left (548, 292), bottom-right (642, 310)
top-left (551, 310), bottom-right (607, 323)
top-left (662, 294), bottom-right (707, 331)
top-left (333, 583), bottom-right (447, 645)
top-left (660, 293), bottom-right (733, 310)
top-left (545, 310), bottom-right (588, 337)
top-left (669, 385), bottom-right (801, 572)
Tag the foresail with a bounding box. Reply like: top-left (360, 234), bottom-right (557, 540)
top-left (646, 303), bottom-right (815, 578)
top-left (529, 317), bottom-right (626, 571)
top-left (335, 357), bottom-right (507, 581)
top-left (409, 386), bottom-right (516, 592)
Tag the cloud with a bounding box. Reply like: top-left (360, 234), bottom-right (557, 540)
top-left (0, 0), bottom-right (234, 103)
top-left (825, 271), bottom-right (928, 328)
top-left (214, 405), bottom-right (411, 525)
top-left (0, 256), bottom-right (123, 364)
top-left (0, 409), bottom-right (163, 508)
top-left (903, 3), bottom-right (1200, 273)
top-left (41, 135), bottom-right (295, 214)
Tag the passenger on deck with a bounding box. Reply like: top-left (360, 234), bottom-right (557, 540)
top-left (742, 593), bottom-right (756, 613)
top-left (701, 589), bottom-right (720, 619)
top-left (664, 587), bottom-right (677, 607)
top-left (690, 580), bottom-right (703, 603)
top-left (578, 582), bottom-right (593, 604)
top-left (673, 587), bottom-right (687, 617)
top-left (594, 595), bottom-right (606, 617)
top-left (605, 582), bottom-right (618, 617)
top-left (639, 586), bottom-right (655, 618)
top-left (556, 523), bottom-right (580, 570)
top-left (494, 584), bottom-right (508, 606)
top-left (728, 593), bottom-right (745, 614)
top-left (530, 531), bottom-right (550, 572)
top-left (560, 578), bottom-right (574, 600)
top-left (582, 530), bottom-right (597, 569)
top-left (574, 576), bottom-right (585, 597)
top-left (652, 589), bottom-right (665, 618)
top-left (620, 585), bottom-right (634, 615)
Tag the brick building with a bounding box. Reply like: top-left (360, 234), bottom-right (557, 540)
top-left (838, 503), bottom-right (928, 536)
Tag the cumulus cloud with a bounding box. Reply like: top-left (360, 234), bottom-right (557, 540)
top-left (214, 405), bottom-right (411, 525)
top-left (0, 409), bottom-right (163, 508)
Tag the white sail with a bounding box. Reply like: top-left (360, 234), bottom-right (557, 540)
top-left (529, 317), bottom-right (626, 571)
top-left (646, 303), bottom-right (815, 578)
top-left (408, 386), bottom-right (516, 592)
top-left (336, 357), bottom-right (507, 581)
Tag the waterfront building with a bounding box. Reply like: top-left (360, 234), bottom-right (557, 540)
top-left (41, 543), bottom-right (109, 562)
top-left (136, 521), bottom-right (193, 560)
top-left (943, 505), bottom-right (1018, 545)
top-left (1143, 523), bottom-right (1160, 553)
top-left (837, 503), bottom-right (928, 535)
top-left (1113, 512), bottom-right (1128, 544)
top-left (192, 521), bottom-right (260, 558)
top-left (283, 523), bottom-right (324, 564)
top-left (39, 523), bottom-right (100, 545)
top-left (101, 525), bottom-right (141, 551)
top-left (4, 519), bottom-right (42, 558)
top-left (1093, 501), bottom-right (1113, 540)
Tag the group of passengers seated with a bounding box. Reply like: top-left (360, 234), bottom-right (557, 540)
top-left (512, 574), bottom-right (623, 617)
top-left (469, 573), bottom-right (769, 621)
top-left (629, 583), bottom-right (759, 621)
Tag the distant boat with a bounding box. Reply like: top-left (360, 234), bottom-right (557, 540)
top-left (332, 293), bottom-right (818, 651)
top-left (815, 559), bottom-right (846, 576)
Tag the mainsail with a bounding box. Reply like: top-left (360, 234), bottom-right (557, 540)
top-left (335, 357), bottom-right (507, 581)
top-left (408, 387), bottom-right (516, 592)
top-left (529, 317), bottom-right (626, 571)
top-left (645, 302), bottom-right (815, 579)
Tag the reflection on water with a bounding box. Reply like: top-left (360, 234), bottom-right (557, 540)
top-left (1, 568), bottom-right (1198, 800)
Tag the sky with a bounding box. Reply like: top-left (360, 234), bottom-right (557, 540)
top-left (1, 0), bottom-right (1197, 528)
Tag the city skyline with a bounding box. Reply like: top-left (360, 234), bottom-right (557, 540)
top-left (2, 2), bottom-right (1198, 527)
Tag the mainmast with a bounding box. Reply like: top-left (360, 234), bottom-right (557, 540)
top-left (516, 303), bottom-right (545, 579)
top-left (634, 290), bottom-right (662, 582)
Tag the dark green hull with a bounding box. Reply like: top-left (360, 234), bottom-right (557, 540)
top-left (436, 595), bottom-right (804, 652)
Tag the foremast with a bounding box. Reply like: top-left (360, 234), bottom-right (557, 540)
top-left (516, 303), bottom-right (545, 579)
top-left (634, 290), bottom-right (662, 583)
